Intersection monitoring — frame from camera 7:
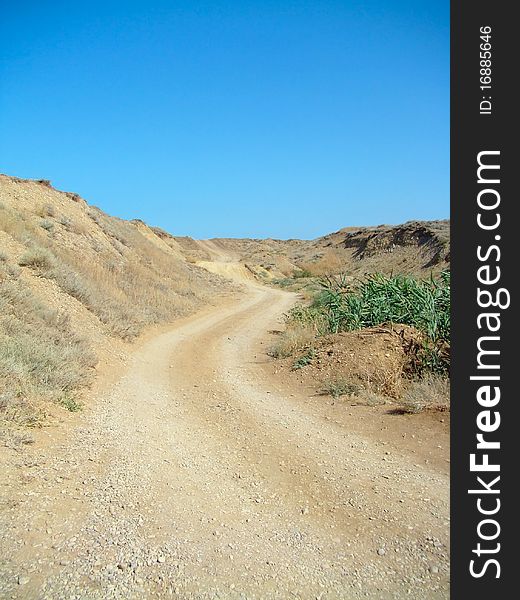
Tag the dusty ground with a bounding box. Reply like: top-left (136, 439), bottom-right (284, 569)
top-left (0, 249), bottom-right (449, 600)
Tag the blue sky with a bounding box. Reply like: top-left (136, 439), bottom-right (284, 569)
top-left (0, 1), bottom-right (449, 239)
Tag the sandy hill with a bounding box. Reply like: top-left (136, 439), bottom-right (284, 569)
top-left (0, 174), bottom-right (229, 431)
top-left (175, 220), bottom-right (450, 280)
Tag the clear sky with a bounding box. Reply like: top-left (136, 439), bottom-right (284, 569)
top-left (0, 1), bottom-right (449, 239)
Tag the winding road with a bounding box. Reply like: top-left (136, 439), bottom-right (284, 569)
top-left (0, 249), bottom-right (450, 599)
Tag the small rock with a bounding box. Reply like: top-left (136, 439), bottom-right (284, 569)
top-left (377, 548), bottom-right (386, 556)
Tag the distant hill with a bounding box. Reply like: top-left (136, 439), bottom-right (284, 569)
top-left (175, 220), bottom-right (450, 279)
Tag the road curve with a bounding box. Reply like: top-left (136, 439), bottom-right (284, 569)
top-left (0, 265), bottom-right (449, 599)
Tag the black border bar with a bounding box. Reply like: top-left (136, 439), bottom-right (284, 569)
top-left (451, 1), bottom-right (514, 596)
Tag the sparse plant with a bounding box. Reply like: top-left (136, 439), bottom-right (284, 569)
top-left (0, 391), bottom-right (42, 428)
top-left (354, 390), bottom-right (387, 406)
top-left (268, 323), bottom-right (315, 358)
top-left (0, 426), bottom-right (35, 449)
top-left (18, 247), bottom-right (56, 270)
top-left (37, 180), bottom-right (52, 188)
top-left (291, 348), bottom-right (315, 370)
top-left (58, 215), bottom-right (72, 228)
top-left (321, 378), bottom-right (361, 399)
top-left (88, 209), bottom-right (131, 247)
top-left (59, 394), bottom-right (82, 412)
top-left (297, 252), bottom-right (344, 276)
top-left (398, 375), bottom-right (450, 414)
top-left (1, 263), bottom-right (21, 280)
top-left (1, 206), bottom-right (35, 240)
top-left (40, 218), bottom-right (54, 231)
top-left (0, 280), bottom-right (97, 425)
top-left (36, 203), bottom-right (55, 218)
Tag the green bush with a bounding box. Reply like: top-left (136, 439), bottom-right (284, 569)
top-left (293, 268), bottom-right (313, 278)
top-left (287, 271), bottom-right (450, 374)
top-left (324, 271), bottom-right (449, 338)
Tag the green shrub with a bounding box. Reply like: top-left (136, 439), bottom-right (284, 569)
top-left (293, 268), bottom-right (313, 278)
top-left (317, 271), bottom-right (450, 340)
top-left (59, 394), bottom-right (82, 412)
top-left (286, 271), bottom-right (450, 374)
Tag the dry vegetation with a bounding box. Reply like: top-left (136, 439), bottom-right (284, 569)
top-left (0, 174), bottom-right (229, 435)
top-left (0, 274), bottom-right (96, 425)
top-left (398, 375), bottom-right (450, 414)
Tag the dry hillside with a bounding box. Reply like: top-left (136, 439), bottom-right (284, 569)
top-left (175, 220), bottom-right (450, 280)
top-left (0, 174), bottom-right (230, 434)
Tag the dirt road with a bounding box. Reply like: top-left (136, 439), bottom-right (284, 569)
top-left (0, 257), bottom-right (449, 599)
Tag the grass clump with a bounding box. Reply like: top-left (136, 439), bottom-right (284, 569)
top-left (18, 247), bottom-right (56, 270)
top-left (320, 377), bottom-right (386, 405)
top-left (59, 394), bottom-right (83, 412)
top-left (58, 215), bottom-right (73, 229)
top-left (317, 271), bottom-right (449, 341)
top-left (398, 375), bottom-right (450, 414)
top-left (40, 218), bottom-right (54, 231)
top-left (321, 378), bottom-right (361, 399)
top-left (36, 203), bottom-right (55, 218)
top-left (268, 323), bottom-right (315, 359)
top-left (293, 268), bottom-right (313, 278)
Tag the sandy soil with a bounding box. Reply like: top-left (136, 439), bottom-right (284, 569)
top-left (0, 255), bottom-right (449, 599)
